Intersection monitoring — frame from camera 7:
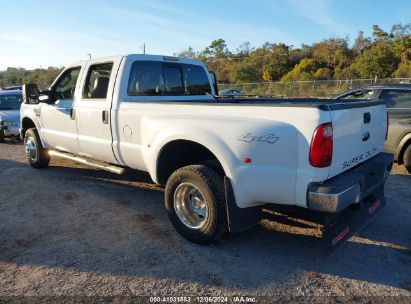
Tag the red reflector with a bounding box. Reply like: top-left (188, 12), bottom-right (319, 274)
top-left (368, 201), bottom-right (380, 214)
top-left (332, 227), bottom-right (350, 246)
top-left (243, 157), bottom-right (252, 164)
top-left (309, 123), bottom-right (333, 167)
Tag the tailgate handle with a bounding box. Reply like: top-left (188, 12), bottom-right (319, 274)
top-left (364, 112), bottom-right (371, 124)
top-left (362, 132), bottom-right (370, 142)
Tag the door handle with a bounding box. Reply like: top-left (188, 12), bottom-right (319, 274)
top-left (102, 110), bottom-right (109, 124)
top-left (70, 108), bottom-right (75, 120)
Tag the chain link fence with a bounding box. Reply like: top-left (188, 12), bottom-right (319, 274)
top-left (218, 78), bottom-right (410, 98)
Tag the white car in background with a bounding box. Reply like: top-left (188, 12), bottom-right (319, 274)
top-left (0, 90), bottom-right (22, 142)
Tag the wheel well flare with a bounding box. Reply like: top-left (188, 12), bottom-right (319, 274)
top-left (156, 140), bottom-right (224, 184)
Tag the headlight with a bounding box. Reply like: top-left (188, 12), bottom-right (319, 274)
top-left (1, 121), bottom-right (18, 127)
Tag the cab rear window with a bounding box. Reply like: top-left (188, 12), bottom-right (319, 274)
top-left (127, 61), bottom-right (211, 96)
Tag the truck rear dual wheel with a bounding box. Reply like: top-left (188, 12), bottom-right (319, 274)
top-left (165, 164), bottom-right (228, 244)
top-left (403, 144), bottom-right (411, 174)
top-left (24, 128), bottom-right (50, 168)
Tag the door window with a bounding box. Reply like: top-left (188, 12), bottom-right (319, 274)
top-left (83, 63), bottom-right (113, 99)
top-left (380, 89), bottom-right (411, 108)
top-left (53, 67), bottom-right (81, 100)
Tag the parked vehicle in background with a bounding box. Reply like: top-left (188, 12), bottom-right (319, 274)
top-left (20, 54), bottom-right (393, 250)
top-left (335, 84), bottom-right (411, 173)
top-left (0, 90), bottom-right (22, 142)
top-left (0, 85), bottom-right (22, 91)
top-left (219, 89), bottom-right (245, 96)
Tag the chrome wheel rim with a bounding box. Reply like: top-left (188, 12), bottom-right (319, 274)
top-left (25, 137), bottom-right (37, 162)
top-left (174, 182), bottom-right (208, 229)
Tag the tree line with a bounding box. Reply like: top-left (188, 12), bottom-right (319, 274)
top-left (176, 23), bottom-right (410, 84)
top-left (1, 23), bottom-right (410, 89)
top-left (0, 66), bottom-right (62, 90)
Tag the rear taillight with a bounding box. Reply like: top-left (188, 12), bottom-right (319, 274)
top-left (385, 112), bottom-right (389, 141)
top-left (309, 123), bottom-right (333, 168)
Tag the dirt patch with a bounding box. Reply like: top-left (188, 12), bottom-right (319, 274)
top-left (0, 142), bottom-right (410, 300)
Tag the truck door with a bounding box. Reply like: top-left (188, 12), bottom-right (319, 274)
top-left (40, 66), bottom-right (82, 153)
top-left (74, 58), bottom-right (122, 164)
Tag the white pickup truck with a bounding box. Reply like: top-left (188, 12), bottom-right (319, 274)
top-left (20, 54), bottom-right (393, 249)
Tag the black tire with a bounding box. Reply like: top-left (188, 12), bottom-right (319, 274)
top-left (165, 165), bottom-right (228, 244)
top-left (403, 144), bottom-right (411, 174)
top-left (0, 129), bottom-right (4, 143)
top-left (24, 128), bottom-right (50, 168)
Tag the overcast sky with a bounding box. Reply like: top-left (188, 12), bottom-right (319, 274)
top-left (1, 0), bottom-right (410, 70)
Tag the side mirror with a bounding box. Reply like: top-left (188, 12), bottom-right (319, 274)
top-left (38, 90), bottom-right (56, 104)
top-left (22, 84), bottom-right (40, 104)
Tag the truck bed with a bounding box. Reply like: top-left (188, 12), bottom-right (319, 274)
top-left (201, 96), bottom-right (385, 110)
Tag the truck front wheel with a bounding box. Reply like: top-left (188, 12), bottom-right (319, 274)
top-left (403, 144), bottom-right (411, 174)
top-left (165, 165), bottom-right (228, 244)
top-left (24, 128), bottom-right (50, 168)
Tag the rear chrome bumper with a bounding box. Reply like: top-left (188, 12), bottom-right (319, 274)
top-left (308, 152), bottom-right (394, 213)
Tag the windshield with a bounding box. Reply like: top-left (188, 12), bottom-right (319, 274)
top-left (0, 94), bottom-right (22, 110)
top-left (341, 89), bottom-right (377, 100)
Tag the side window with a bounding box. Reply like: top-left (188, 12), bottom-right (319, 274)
top-left (83, 63), bottom-right (113, 99)
top-left (128, 61), bottom-right (164, 96)
top-left (53, 67), bottom-right (81, 100)
top-left (380, 89), bottom-right (411, 108)
top-left (183, 64), bottom-right (211, 95)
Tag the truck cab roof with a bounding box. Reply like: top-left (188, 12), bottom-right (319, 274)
top-left (70, 54), bottom-right (206, 68)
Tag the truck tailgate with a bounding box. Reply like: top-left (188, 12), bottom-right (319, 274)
top-left (328, 101), bottom-right (387, 178)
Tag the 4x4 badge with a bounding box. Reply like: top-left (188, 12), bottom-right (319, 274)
top-left (237, 133), bottom-right (279, 144)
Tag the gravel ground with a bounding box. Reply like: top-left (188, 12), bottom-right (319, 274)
top-left (0, 140), bottom-right (410, 302)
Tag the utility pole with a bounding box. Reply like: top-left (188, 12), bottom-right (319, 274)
top-left (87, 53), bottom-right (92, 59)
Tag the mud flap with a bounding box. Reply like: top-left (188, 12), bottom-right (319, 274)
top-left (224, 176), bottom-right (262, 234)
top-left (322, 194), bottom-right (386, 254)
